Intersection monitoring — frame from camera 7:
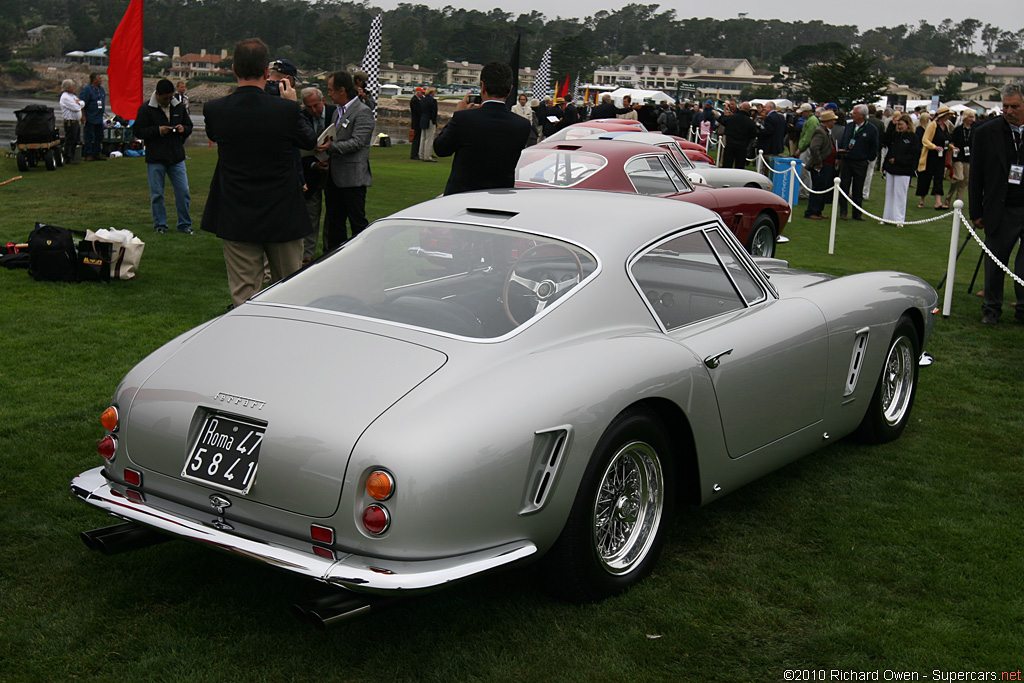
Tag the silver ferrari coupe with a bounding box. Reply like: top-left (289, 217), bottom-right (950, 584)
top-left (73, 189), bottom-right (937, 625)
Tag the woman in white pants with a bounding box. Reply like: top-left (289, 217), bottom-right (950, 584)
top-left (881, 114), bottom-right (921, 225)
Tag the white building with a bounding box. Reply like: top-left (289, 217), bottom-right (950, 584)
top-left (593, 53), bottom-right (772, 99)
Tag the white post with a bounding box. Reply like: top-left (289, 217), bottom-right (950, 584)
top-left (828, 177), bottom-right (841, 255)
top-left (716, 135), bottom-right (724, 167)
top-left (756, 149), bottom-right (764, 175)
top-left (943, 200), bottom-right (965, 317)
top-left (787, 160), bottom-right (797, 208)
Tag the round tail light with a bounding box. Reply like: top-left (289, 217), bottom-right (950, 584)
top-left (98, 435), bottom-right (117, 461)
top-left (100, 406), bottom-right (119, 431)
top-left (362, 505), bottom-right (390, 535)
top-left (365, 470), bottom-right (394, 501)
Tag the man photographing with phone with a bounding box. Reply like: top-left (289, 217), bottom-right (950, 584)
top-left (433, 61), bottom-right (530, 196)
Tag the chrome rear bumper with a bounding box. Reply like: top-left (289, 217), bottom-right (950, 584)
top-left (71, 466), bottom-right (536, 593)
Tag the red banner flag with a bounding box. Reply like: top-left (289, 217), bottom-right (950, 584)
top-left (108, 0), bottom-right (144, 120)
top-left (557, 74), bottom-right (570, 100)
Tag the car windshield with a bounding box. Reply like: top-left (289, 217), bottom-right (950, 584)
top-left (257, 221), bottom-right (598, 339)
top-left (516, 148), bottom-right (607, 187)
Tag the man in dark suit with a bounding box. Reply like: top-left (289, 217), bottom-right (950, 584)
top-left (836, 104), bottom-right (879, 221)
top-left (970, 83), bottom-right (1024, 325)
top-left (434, 61), bottom-right (531, 196)
top-left (201, 38), bottom-right (315, 308)
top-left (324, 70), bottom-right (375, 249)
top-left (300, 86), bottom-right (336, 263)
top-left (409, 87), bottom-right (424, 160)
top-left (589, 94), bottom-right (618, 120)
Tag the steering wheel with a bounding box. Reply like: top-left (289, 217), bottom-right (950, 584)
top-left (502, 243), bottom-right (584, 326)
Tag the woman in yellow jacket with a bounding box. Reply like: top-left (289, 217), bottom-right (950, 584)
top-left (915, 105), bottom-right (955, 209)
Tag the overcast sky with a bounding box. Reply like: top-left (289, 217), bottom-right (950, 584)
top-left (372, 0), bottom-right (1013, 37)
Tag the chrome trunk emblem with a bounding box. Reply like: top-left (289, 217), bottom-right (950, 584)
top-left (209, 494), bottom-right (232, 514)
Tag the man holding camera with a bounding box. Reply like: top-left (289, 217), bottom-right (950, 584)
top-left (201, 38), bottom-right (315, 308)
top-left (433, 61), bottom-right (530, 196)
top-left (134, 78), bottom-right (193, 234)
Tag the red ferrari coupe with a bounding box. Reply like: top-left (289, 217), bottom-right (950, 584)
top-left (515, 139), bottom-right (789, 257)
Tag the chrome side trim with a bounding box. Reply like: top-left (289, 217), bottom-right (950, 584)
top-left (844, 328), bottom-right (871, 397)
top-left (70, 467), bottom-right (536, 593)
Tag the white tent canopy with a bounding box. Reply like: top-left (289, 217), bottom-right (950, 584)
top-left (65, 50), bottom-right (86, 57)
top-left (750, 98), bottom-right (794, 110)
top-left (607, 87), bottom-right (675, 106)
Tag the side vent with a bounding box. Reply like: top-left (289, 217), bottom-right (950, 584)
top-left (844, 328), bottom-right (871, 396)
top-left (519, 427), bottom-right (572, 515)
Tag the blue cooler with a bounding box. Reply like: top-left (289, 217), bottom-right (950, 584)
top-left (771, 156), bottom-right (802, 206)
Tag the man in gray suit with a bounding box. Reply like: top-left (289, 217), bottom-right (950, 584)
top-left (324, 70), bottom-right (374, 250)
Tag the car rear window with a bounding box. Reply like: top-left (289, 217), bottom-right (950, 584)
top-left (257, 221), bottom-right (598, 340)
top-left (515, 148), bottom-right (607, 187)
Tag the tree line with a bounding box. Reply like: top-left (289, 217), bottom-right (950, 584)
top-left (2, 0), bottom-right (1021, 90)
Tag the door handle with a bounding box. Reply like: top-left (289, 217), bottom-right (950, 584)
top-left (704, 349), bottom-right (733, 369)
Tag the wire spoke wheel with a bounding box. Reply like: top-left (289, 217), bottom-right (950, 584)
top-left (591, 440), bottom-right (664, 575)
top-left (880, 334), bottom-right (915, 427)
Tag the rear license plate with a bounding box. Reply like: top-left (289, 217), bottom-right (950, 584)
top-left (182, 413), bottom-right (265, 494)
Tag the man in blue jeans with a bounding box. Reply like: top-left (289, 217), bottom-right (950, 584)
top-left (133, 79), bottom-right (194, 234)
top-left (80, 73), bottom-right (107, 161)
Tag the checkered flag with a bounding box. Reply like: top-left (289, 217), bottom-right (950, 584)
top-left (361, 12), bottom-right (383, 118)
top-left (531, 47), bottom-right (551, 102)
top-left (571, 73), bottom-right (580, 102)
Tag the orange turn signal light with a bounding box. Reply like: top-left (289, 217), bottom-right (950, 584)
top-left (101, 406), bottom-right (119, 432)
top-left (365, 470), bottom-right (394, 501)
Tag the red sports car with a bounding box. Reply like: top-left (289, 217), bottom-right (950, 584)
top-left (542, 120), bottom-right (647, 144)
top-left (515, 139), bottom-right (789, 257)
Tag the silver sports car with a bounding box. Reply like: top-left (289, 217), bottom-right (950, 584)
top-left (73, 189), bottom-right (936, 625)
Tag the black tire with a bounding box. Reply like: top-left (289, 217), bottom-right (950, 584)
top-left (855, 315), bottom-right (920, 444)
top-left (745, 214), bottom-right (776, 257)
top-left (543, 410), bottom-right (674, 603)
top-left (44, 149), bottom-right (55, 171)
top-left (16, 151), bottom-right (29, 172)
top-left (54, 148), bottom-right (63, 167)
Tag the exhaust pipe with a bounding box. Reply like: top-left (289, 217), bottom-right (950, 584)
top-left (292, 592), bottom-right (403, 630)
top-left (81, 522), bottom-right (171, 555)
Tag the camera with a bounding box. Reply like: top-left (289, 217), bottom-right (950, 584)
top-left (265, 80), bottom-right (281, 97)
top-left (470, 92), bottom-right (482, 105)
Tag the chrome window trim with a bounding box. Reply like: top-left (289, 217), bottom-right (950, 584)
top-left (626, 221), bottom-right (774, 334)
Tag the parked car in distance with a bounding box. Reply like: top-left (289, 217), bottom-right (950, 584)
top-left (516, 138), bottom-right (789, 257)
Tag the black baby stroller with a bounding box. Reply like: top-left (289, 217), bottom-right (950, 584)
top-left (14, 104), bottom-right (64, 172)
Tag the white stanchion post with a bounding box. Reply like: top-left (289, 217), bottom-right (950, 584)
top-left (828, 177), bottom-right (841, 255)
top-left (717, 135), bottom-right (724, 167)
top-left (943, 199), bottom-right (965, 317)
top-left (756, 150), bottom-right (764, 175)
top-left (787, 160), bottom-right (797, 208)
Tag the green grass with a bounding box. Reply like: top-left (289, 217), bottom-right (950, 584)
top-left (1, 149), bottom-right (1022, 682)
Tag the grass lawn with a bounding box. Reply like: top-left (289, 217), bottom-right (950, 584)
top-left (1, 147), bottom-right (1021, 682)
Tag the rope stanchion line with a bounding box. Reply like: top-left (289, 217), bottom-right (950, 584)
top-left (960, 210), bottom-right (1024, 289)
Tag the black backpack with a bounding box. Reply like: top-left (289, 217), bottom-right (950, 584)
top-left (15, 104), bottom-right (57, 142)
top-left (28, 223), bottom-right (77, 282)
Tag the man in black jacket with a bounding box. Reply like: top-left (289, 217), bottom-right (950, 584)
top-left (718, 102), bottom-right (757, 169)
top-left (201, 38), bottom-right (316, 307)
top-left (434, 61), bottom-right (530, 196)
top-left (970, 84), bottom-right (1024, 325)
top-left (134, 78), bottom-right (194, 234)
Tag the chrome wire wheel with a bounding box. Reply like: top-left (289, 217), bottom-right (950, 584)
top-left (591, 440), bottom-right (664, 575)
top-left (881, 334), bottom-right (916, 427)
top-left (746, 217), bottom-right (776, 258)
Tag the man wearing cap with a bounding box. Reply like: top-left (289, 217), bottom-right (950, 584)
top-left (134, 78), bottom-right (194, 235)
top-left (267, 58), bottom-right (299, 97)
top-left (433, 61), bottom-right (530, 196)
top-left (804, 110), bottom-right (839, 219)
top-left (409, 87), bottom-right (424, 160)
top-left (201, 38), bottom-right (315, 308)
top-left (299, 86), bottom-right (336, 263)
top-left (796, 103), bottom-right (819, 198)
top-left (418, 86), bottom-right (438, 162)
top-left (970, 83), bottom-right (1024, 325)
